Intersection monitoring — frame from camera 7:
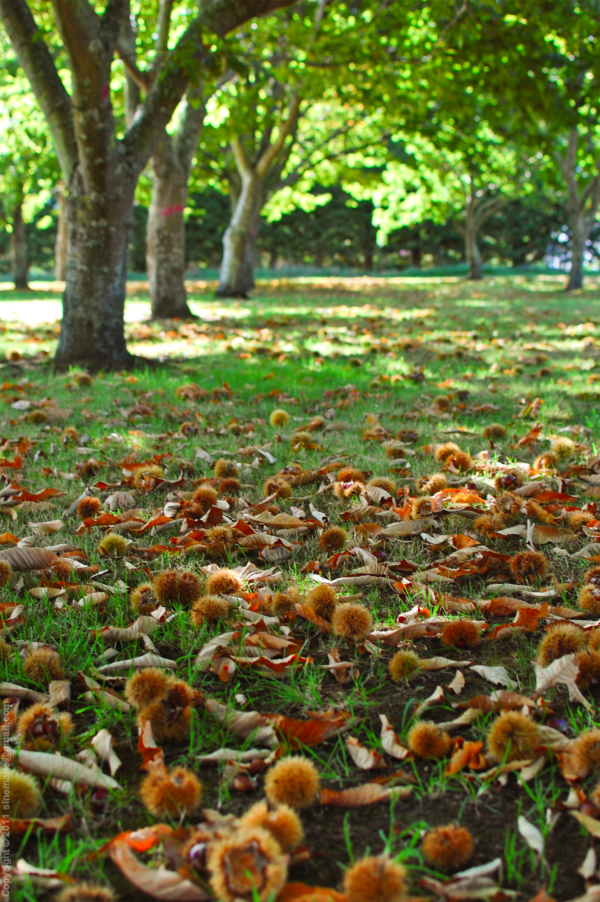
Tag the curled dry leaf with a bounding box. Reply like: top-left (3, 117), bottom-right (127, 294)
top-left (448, 670), bottom-right (466, 694)
top-left (9, 814), bottom-right (71, 835)
top-left (345, 736), bottom-right (386, 770)
top-left (470, 664), bottom-right (517, 690)
top-left (0, 546), bottom-right (58, 571)
top-left (518, 816), bottom-right (545, 855)
top-left (91, 728), bottom-right (122, 776)
top-left (379, 715), bottom-right (410, 760)
top-left (13, 749), bottom-right (120, 790)
top-left (414, 684), bottom-right (444, 718)
top-left (204, 698), bottom-right (277, 747)
top-left (533, 654), bottom-right (591, 708)
top-left (320, 783), bottom-right (411, 807)
top-left (105, 837), bottom-right (209, 901)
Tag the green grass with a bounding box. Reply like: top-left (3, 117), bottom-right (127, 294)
top-left (1, 272), bottom-right (600, 900)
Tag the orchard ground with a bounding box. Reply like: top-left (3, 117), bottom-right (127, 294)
top-left (2, 272), bottom-right (600, 901)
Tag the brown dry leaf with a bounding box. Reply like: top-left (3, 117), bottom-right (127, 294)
top-left (12, 749), bottom-right (120, 790)
top-left (345, 736), bottom-right (386, 770)
top-left (381, 517), bottom-right (438, 536)
top-left (204, 698), bottom-right (277, 748)
top-left (571, 811), bottom-right (600, 838)
top-left (0, 546), bottom-right (58, 570)
top-left (533, 654), bottom-right (590, 707)
top-left (8, 813), bottom-right (71, 835)
top-left (470, 664), bottom-right (517, 689)
top-left (267, 710), bottom-right (350, 748)
top-left (28, 519), bottom-right (63, 535)
top-left (91, 728), bottom-right (122, 776)
top-left (421, 656), bottom-right (464, 671)
top-left (97, 653), bottom-right (177, 673)
top-left (448, 670), bottom-right (466, 694)
top-left (379, 714), bottom-right (410, 760)
top-left (106, 837), bottom-right (209, 901)
top-left (414, 684), bottom-right (444, 718)
top-left (446, 741), bottom-right (487, 775)
top-left (320, 783), bottom-right (410, 807)
top-left (0, 682), bottom-right (48, 703)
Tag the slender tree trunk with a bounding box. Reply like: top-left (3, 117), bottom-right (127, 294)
top-left (55, 182), bottom-right (68, 282)
top-left (567, 208), bottom-right (586, 291)
top-left (217, 172), bottom-right (263, 298)
top-left (54, 169), bottom-right (135, 368)
top-left (242, 194), bottom-right (263, 292)
top-left (465, 205), bottom-right (482, 280)
top-left (146, 136), bottom-right (192, 319)
top-left (10, 198), bottom-right (28, 290)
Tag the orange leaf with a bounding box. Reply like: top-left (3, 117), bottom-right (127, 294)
top-left (446, 741), bottom-right (486, 775)
top-left (267, 710), bottom-right (349, 748)
top-left (278, 883), bottom-right (349, 902)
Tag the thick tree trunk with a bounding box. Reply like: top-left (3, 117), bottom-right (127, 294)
top-left (54, 170), bottom-right (135, 369)
top-left (55, 182), bottom-right (68, 282)
top-left (242, 196), bottom-right (262, 292)
top-left (567, 208), bottom-right (585, 290)
top-left (217, 173), bottom-right (263, 298)
top-left (10, 199), bottom-right (28, 290)
top-left (146, 136), bottom-right (193, 319)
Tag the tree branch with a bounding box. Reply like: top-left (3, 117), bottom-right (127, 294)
top-left (0, 0), bottom-right (77, 179)
top-left (199, 0), bottom-right (298, 39)
top-left (256, 93), bottom-right (301, 178)
top-left (231, 135), bottom-right (252, 178)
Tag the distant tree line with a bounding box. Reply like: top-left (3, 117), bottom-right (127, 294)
top-left (1, 184), bottom-right (581, 276)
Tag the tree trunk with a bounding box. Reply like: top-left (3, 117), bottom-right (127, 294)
top-left (465, 209), bottom-right (482, 280)
top-left (567, 207), bottom-right (585, 290)
top-left (217, 172), bottom-right (263, 298)
top-left (10, 198), bottom-right (28, 290)
top-left (55, 182), bottom-right (68, 282)
top-left (242, 194), bottom-right (262, 292)
top-left (146, 136), bottom-right (193, 319)
top-left (54, 169), bottom-right (135, 369)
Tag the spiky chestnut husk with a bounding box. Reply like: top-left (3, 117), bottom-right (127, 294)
top-left (153, 569), bottom-right (201, 606)
top-left (73, 372), bottom-right (93, 387)
top-left (27, 409), bottom-right (48, 425)
top-left (97, 532), bottom-right (128, 556)
top-left (0, 559), bottom-right (12, 587)
top-left (145, 680), bottom-right (195, 743)
top-left (207, 827), bottom-right (288, 902)
top-left (214, 458), bottom-right (239, 479)
top-left (140, 765), bottom-right (202, 817)
top-left (421, 824), bottom-right (474, 871)
top-left (551, 437), bottom-right (576, 460)
top-left (270, 586), bottom-right (301, 616)
top-left (206, 568), bottom-right (242, 596)
top-left (343, 855), bottom-right (406, 902)
top-left (17, 703), bottom-right (72, 751)
top-left (441, 620), bottom-right (481, 649)
top-left (130, 582), bottom-right (160, 615)
top-left (190, 596), bottom-right (230, 627)
top-left (239, 801), bottom-right (304, 852)
top-left (445, 450), bottom-right (472, 472)
top-left (474, 513), bottom-right (507, 537)
top-left (407, 721), bottom-right (452, 759)
top-left (219, 477), bottom-right (241, 495)
top-left (537, 623), bottom-right (588, 666)
top-left (77, 459), bottom-right (102, 479)
top-left (180, 421), bottom-right (200, 436)
top-left (61, 426), bottom-right (80, 445)
top-left (319, 526), bottom-right (347, 553)
top-left (534, 452), bottom-right (558, 470)
top-left (48, 558), bottom-right (75, 581)
top-left (411, 497), bottom-right (435, 519)
top-left (336, 466), bottom-right (366, 483)
top-left (125, 668), bottom-right (170, 710)
top-left (264, 756), bottom-right (320, 809)
top-left (589, 630), bottom-right (600, 652)
top-left (57, 885), bottom-right (115, 902)
top-left (192, 485), bottom-right (218, 511)
top-left (482, 423), bottom-right (507, 441)
top-left (269, 409), bottom-right (290, 427)
top-left (368, 477), bottom-right (397, 495)
top-left (495, 492), bottom-right (521, 522)
top-left (433, 395), bottom-right (452, 411)
top-left (572, 729), bottom-right (600, 776)
top-left (5, 770), bottom-right (42, 817)
top-left (132, 464), bottom-right (164, 488)
top-left (584, 566), bottom-right (600, 586)
top-left (76, 497), bottom-right (102, 519)
top-left (306, 584), bottom-right (338, 621)
top-left (509, 550), bottom-right (549, 584)
top-left (263, 477), bottom-right (292, 499)
top-left (389, 650), bottom-right (421, 683)
top-left (434, 442), bottom-right (460, 464)
top-left (486, 711), bottom-right (540, 763)
top-left (494, 468), bottom-right (524, 492)
top-left (331, 603), bottom-right (373, 642)
top-left (579, 585), bottom-right (600, 617)
top-left (23, 647), bottom-right (63, 684)
top-left (575, 650), bottom-right (600, 690)
top-left (333, 480), bottom-right (365, 500)
top-left (568, 510), bottom-right (595, 532)
top-left (419, 473), bottom-right (448, 496)
top-left (204, 525), bottom-right (234, 560)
